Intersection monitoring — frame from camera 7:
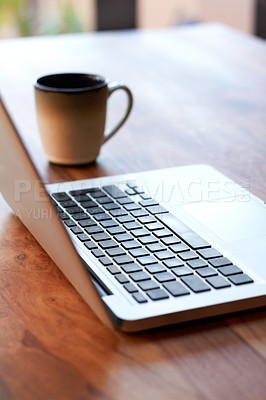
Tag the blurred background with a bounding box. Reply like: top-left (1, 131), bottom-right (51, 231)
top-left (0, 0), bottom-right (265, 38)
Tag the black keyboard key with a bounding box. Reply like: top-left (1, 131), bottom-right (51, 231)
top-left (197, 248), bottom-right (223, 259)
top-left (78, 219), bottom-right (96, 228)
top-left (155, 250), bottom-right (175, 261)
top-left (91, 249), bottom-right (105, 258)
top-left (88, 189), bottom-right (106, 198)
top-left (132, 228), bottom-right (150, 237)
top-left (115, 274), bottom-right (130, 284)
top-left (70, 226), bottom-right (83, 234)
top-left (154, 272), bottom-right (175, 283)
top-left (77, 233), bottom-right (90, 242)
top-left (73, 213), bottom-right (90, 221)
top-left (97, 196), bottom-right (113, 204)
top-left (64, 219), bottom-right (76, 227)
top-left (178, 251), bottom-right (199, 261)
top-left (124, 283), bottom-right (138, 293)
top-left (138, 280), bottom-right (159, 291)
top-left (100, 219), bottom-right (118, 228)
top-left (117, 215), bottom-right (135, 223)
top-left (163, 281), bottom-right (190, 297)
top-left (132, 292), bottom-right (148, 303)
top-left (206, 276), bottom-right (231, 289)
top-left (52, 192), bottom-right (70, 202)
top-left (99, 256), bottom-right (113, 266)
top-left (121, 263), bottom-right (142, 273)
top-left (209, 257), bottom-right (232, 268)
top-left (91, 232), bottom-right (111, 242)
top-left (131, 209), bottom-right (149, 218)
top-left (145, 264), bottom-right (167, 274)
top-left (58, 212), bottom-right (69, 220)
top-left (163, 258), bottom-right (184, 268)
top-left (60, 200), bottom-right (77, 208)
top-left (228, 274), bottom-right (254, 285)
top-left (85, 226), bottom-right (104, 235)
top-left (121, 240), bottom-right (141, 250)
top-left (196, 267), bottom-right (218, 278)
top-left (124, 203), bottom-right (142, 212)
top-left (113, 255), bottom-right (134, 265)
top-left (117, 197), bottom-right (134, 205)
top-left (187, 259), bottom-right (208, 269)
top-left (218, 265), bottom-right (242, 276)
top-left (129, 271), bottom-right (150, 282)
top-left (138, 236), bottom-right (158, 245)
top-left (110, 209), bottom-right (128, 217)
top-left (107, 266), bottom-right (120, 275)
top-left (123, 221), bottom-right (141, 230)
top-left (72, 194), bottom-right (90, 202)
top-left (114, 233), bottom-right (134, 242)
top-left (129, 248), bottom-right (149, 258)
top-left (84, 241), bottom-right (97, 250)
top-left (147, 288), bottom-right (169, 301)
top-left (139, 199), bottom-right (159, 207)
top-left (138, 215), bottom-right (157, 224)
top-left (98, 240), bottom-right (118, 249)
top-left (138, 256), bottom-right (157, 266)
top-left (181, 275), bottom-right (211, 293)
top-left (106, 247), bottom-right (126, 257)
top-left (172, 266), bottom-right (193, 277)
top-left (146, 243), bottom-right (166, 252)
top-left (69, 189), bottom-right (91, 196)
top-left (169, 243), bottom-right (190, 253)
top-left (82, 200), bottom-right (97, 209)
top-left (103, 202), bottom-right (120, 211)
top-left (103, 185), bottom-right (127, 199)
top-left (161, 236), bottom-right (181, 246)
top-left (67, 206), bottom-right (83, 214)
top-left (146, 205), bottom-right (169, 215)
top-left (87, 207), bottom-right (103, 215)
top-left (157, 213), bottom-right (210, 249)
top-left (94, 213), bottom-right (112, 222)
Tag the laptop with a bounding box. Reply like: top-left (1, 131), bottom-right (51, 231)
top-left (1, 95), bottom-right (266, 332)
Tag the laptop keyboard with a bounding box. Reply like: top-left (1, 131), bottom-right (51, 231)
top-left (52, 183), bottom-right (254, 304)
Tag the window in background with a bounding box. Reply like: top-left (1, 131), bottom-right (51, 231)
top-left (0, 0), bottom-right (96, 38)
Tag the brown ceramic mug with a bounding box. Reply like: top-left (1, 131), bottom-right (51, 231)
top-left (34, 73), bottom-right (133, 165)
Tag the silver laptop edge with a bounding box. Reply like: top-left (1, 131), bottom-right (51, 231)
top-left (1, 95), bottom-right (266, 331)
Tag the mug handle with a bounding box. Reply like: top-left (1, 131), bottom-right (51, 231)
top-left (103, 82), bottom-right (133, 143)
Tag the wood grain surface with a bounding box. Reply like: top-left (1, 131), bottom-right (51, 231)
top-left (0, 24), bottom-right (266, 400)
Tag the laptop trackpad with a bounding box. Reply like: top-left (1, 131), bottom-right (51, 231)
top-left (182, 199), bottom-right (266, 241)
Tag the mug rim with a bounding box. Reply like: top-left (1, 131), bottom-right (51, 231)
top-left (34, 73), bottom-right (107, 93)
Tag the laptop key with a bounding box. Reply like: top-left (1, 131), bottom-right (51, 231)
top-left (91, 232), bottom-right (111, 242)
top-left (138, 215), bottom-right (157, 224)
top-left (218, 265), bottom-right (242, 276)
top-left (82, 200), bottom-right (97, 209)
top-left (84, 241), bottom-right (97, 250)
top-left (146, 243), bottom-right (166, 252)
top-left (138, 256), bottom-right (157, 266)
top-left (170, 243), bottom-right (190, 253)
top-left (99, 240), bottom-right (119, 249)
top-left (60, 200), bottom-right (77, 208)
top-left (129, 248), bottom-right (150, 258)
top-left (91, 249), bottom-right (105, 258)
top-left (73, 213), bottom-right (90, 221)
top-left (115, 274), bottom-right (130, 284)
top-left (94, 213), bottom-right (112, 222)
top-left (131, 209), bottom-right (149, 218)
top-left (103, 185), bottom-right (127, 199)
top-left (124, 283), bottom-right (138, 293)
top-left (70, 226), bottom-right (83, 234)
top-left (132, 292), bottom-right (148, 303)
top-left (181, 275), bottom-right (211, 293)
top-left (121, 240), bottom-right (141, 250)
top-left (78, 219), bottom-right (96, 228)
top-left (103, 202), bottom-right (120, 211)
top-left (197, 248), bottom-right (223, 259)
top-left (163, 258), bottom-right (184, 268)
top-left (100, 219), bottom-right (118, 228)
top-left (107, 266), bottom-right (120, 275)
top-left (64, 219), bottom-right (76, 227)
top-left (123, 221), bottom-right (141, 230)
top-left (117, 215), bottom-right (135, 223)
top-left (72, 194), bottom-right (90, 202)
top-left (139, 199), bottom-right (159, 208)
top-left (129, 271), bottom-right (150, 282)
top-left (132, 228), bottom-right (150, 237)
top-left (124, 203), bottom-right (142, 212)
top-left (99, 257), bottom-right (113, 266)
top-left (172, 266), bottom-right (193, 277)
top-left (87, 207), bottom-right (103, 215)
top-left (145, 264), bottom-right (167, 274)
top-left (121, 263), bottom-right (142, 273)
top-left (206, 276), bottom-right (231, 289)
top-left (146, 288), bottom-right (169, 301)
top-left (110, 209), bottom-right (128, 217)
top-left (113, 255), bottom-right (134, 265)
top-left (146, 205), bottom-right (169, 215)
top-left (106, 247), bottom-right (126, 257)
top-left (178, 251), bottom-right (199, 261)
top-left (153, 229), bottom-right (172, 238)
top-left (187, 259), bottom-right (208, 269)
top-left (196, 267), bottom-right (218, 278)
top-left (97, 196), bottom-right (113, 204)
top-left (154, 272), bottom-right (175, 283)
top-left (52, 192), bottom-right (70, 202)
top-left (85, 226), bottom-right (104, 235)
top-left (209, 257), bottom-right (232, 268)
top-left (154, 250), bottom-right (175, 261)
top-left (138, 235), bottom-right (158, 245)
top-left (117, 197), bottom-right (134, 205)
top-left (88, 189), bottom-right (106, 198)
top-left (138, 280), bottom-right (159, 291)
top-left (77, 233), bottom-right (90, 242)
top-left (228, 274), bottom-right (254, 285)
top-left (161, 236), bottom-right (181, 245)
top-left (146, 222), bottom-right (164, 231)
top-left (57, 212), bottom-right (69, 220)
top-left (163, 281), bottom-right (190, 297)
top-left (67, 206), bottom-right (83, 214)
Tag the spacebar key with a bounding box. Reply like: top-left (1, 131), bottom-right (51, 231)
top-left (157, 213), bottom-right (210, 249)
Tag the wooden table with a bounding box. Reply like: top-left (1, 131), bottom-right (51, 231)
top-left (0, 24), bottom-right (266, 400)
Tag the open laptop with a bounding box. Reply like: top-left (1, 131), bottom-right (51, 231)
top-left (1, 95), bottom-right (266, 332)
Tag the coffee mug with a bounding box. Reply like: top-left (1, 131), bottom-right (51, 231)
top-left (34, 73), bottom-right (133, 165)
